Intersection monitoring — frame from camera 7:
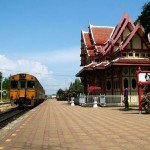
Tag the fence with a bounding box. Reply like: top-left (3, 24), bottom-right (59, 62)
top-left (77, 94), bottom-right (139, 107)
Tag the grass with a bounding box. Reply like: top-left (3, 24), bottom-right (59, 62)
top-left (1, 98), bottom-right (10, 103)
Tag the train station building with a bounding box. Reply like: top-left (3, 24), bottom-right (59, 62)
top-left (76, 14), bottom-right (150, 101)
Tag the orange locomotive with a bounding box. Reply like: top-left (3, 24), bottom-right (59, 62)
top-left (9, 73), bottom-right (45, 107)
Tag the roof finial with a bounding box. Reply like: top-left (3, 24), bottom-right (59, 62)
top-left (80, 26), bottom-right (83, 32)
top-left (122, 12), bottom-right (129, 19)
top-left (88, 19), bottom-right (91, 25)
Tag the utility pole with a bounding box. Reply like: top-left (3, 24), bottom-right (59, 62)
top-left (0, 72), bottom-right (3, 103)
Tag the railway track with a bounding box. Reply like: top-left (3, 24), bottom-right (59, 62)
top-left (0, 107), bottom-right (29, 129)
top-left (0, 102), bottom-right (11, 105)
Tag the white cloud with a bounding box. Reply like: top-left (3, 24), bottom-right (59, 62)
top-left (0, 55), bottom-right (50, 78)
top-left (0, 46), bottom-right (81, 94)
top-left (0, 54), bottom-right (53, 93)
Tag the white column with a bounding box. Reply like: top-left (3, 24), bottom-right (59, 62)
top-left (93, 97), bottom-right (98, 108)
top-left (0, 79), bottom-right (3, 103)
top-left (121, 94), bottom-right (124, 106)
top-left (71, 97), bottom-right (75, 106)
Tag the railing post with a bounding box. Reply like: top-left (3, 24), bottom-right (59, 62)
top-left (71, 97), bottom-right (75, 106)
top-left (104, 94), bottom-right (106, 106)
top-left (93, 96), bottom-right (98, 108)
top-left (121, 94), bottom-right (123, 106)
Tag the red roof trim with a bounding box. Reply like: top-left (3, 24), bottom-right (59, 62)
top-left (94, 61), bottom-right (110, 69)
top-left (103, 14), bottom-right (135, 57)
top-left (76, 66), bottom-right (93, 77)
top-left (87, 49), bottom-right (95, 57)
top-left (85, 62), bottom-right (97, 68)
top-left (76, 62), bottom-right (96, 76)
top-left (111, 14), bottom-right (127, 39)
top-left (112, 58), bottom-right (150, 64)
top-left (120, 24), bottom-right (143, 50)
top-left (111, 14), bottom-right (135, 40)
top-left (112, 63), bottom-right (150, 66)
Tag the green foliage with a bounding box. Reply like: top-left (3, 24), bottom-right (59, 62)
top-left (57, 88), bottom-right (64, 95)
top-left (56, 78), bottom-right (84, 101)
top-left (2, 77), bottom-right (10, 99)
top-left (56, 88), bottom-right (68, 101)
top-left (136, 2), bottom-right (150, 38)
top-left (0, 73), bottom-right (10, 99)
top-left (0, 72), bottom-right (2, 82)
top-left (3, 78), bottom-right (10, 90)
top-left (69, 78), bottom-right (84, 94)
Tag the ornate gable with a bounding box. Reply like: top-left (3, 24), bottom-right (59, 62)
top-left (103, 14), bottom-right (135, 56)
top-left (79, 13), bottom-right (150, 73)
top-left (89, 25), bottom-right (114, 45)
top-left (120, 24), bottom-right (148, 51)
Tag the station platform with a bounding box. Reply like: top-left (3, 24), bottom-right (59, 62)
top-left (0, 100), bottom-right (150, 150)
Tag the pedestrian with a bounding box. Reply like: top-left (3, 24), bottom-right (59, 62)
top-left (124, 88), bottom-right (129, 109)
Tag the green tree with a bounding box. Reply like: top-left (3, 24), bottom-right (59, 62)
top-left (56, 88), bottom-right (68, 101)
top-left (3, 78), bottom-right (10, 91)
top-left (136, 2), bottom-right (150, 39)
top-left (2, 77), bottom-right (10, 99)
top-left (0, 73), bottom-right (10, 100)
top-left (56, 78), bottom-right (84, 101)
top-left (69, 78), bottom-right (84, 94)
top-left (0, 72), bottom-right (2, 84)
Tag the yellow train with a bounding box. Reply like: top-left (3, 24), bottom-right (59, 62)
top-left (9, 73), bottom-right (45, 107)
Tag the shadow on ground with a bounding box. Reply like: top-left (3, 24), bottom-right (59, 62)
top-left (117, 107), bottom-right (149, 115)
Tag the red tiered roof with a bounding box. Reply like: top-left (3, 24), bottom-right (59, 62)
top-left (78, 13), bottom-right (150, 77)
top-left (89, 25), bottom-right (114, 45)
top-left (82, 31), bottom-right (93, 48)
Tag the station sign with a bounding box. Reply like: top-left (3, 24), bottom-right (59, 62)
top-left (138, 72), bottom-right (150, 82)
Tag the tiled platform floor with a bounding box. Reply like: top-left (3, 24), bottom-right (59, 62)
top-left (0, 100), bottom-right (150, 150)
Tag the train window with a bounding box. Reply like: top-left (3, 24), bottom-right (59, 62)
top-left (20, 80), bottom-right (26, 88)
top-left (27, 81), bottom-right (35, 88)
top-left (11, 81), bottom-right (18, 89)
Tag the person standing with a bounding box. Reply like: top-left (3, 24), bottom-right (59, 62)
top-left (124, 88), bottom-right (129, 109)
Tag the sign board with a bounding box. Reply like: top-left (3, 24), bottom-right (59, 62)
top-left (0, 90), bottom-right (7, 95)
top-left (136, 68), bottom-right (150, 111)
top-left (2, 90), bottom-right (7, 96)
top-left (138, 73), bottom-right (150, 82)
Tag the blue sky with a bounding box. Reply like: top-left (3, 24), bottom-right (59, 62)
top-left (0, 0), bottom-right (149, 94)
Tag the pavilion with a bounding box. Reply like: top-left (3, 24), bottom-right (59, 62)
top-left (76, 14), bottom-right (150, 102)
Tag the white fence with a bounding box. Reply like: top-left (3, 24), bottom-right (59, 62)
top-left (77, 95), bottom-right (139, 106)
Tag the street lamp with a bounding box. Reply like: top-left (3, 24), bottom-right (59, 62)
top-left (0, 79), bottom-right (4, 103)
top-left (0, 72), bottom-right (3, 103)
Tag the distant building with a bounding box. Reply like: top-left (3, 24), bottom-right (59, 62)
top-left (51, 95), bottom-right (56, 99)
top-left (76, 14), bottom-right (150, 99)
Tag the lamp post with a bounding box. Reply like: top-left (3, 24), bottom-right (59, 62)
top-left (0, 80), bottom-right (2, 103)
top-left (0, 72), bottom-right (3, 103)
